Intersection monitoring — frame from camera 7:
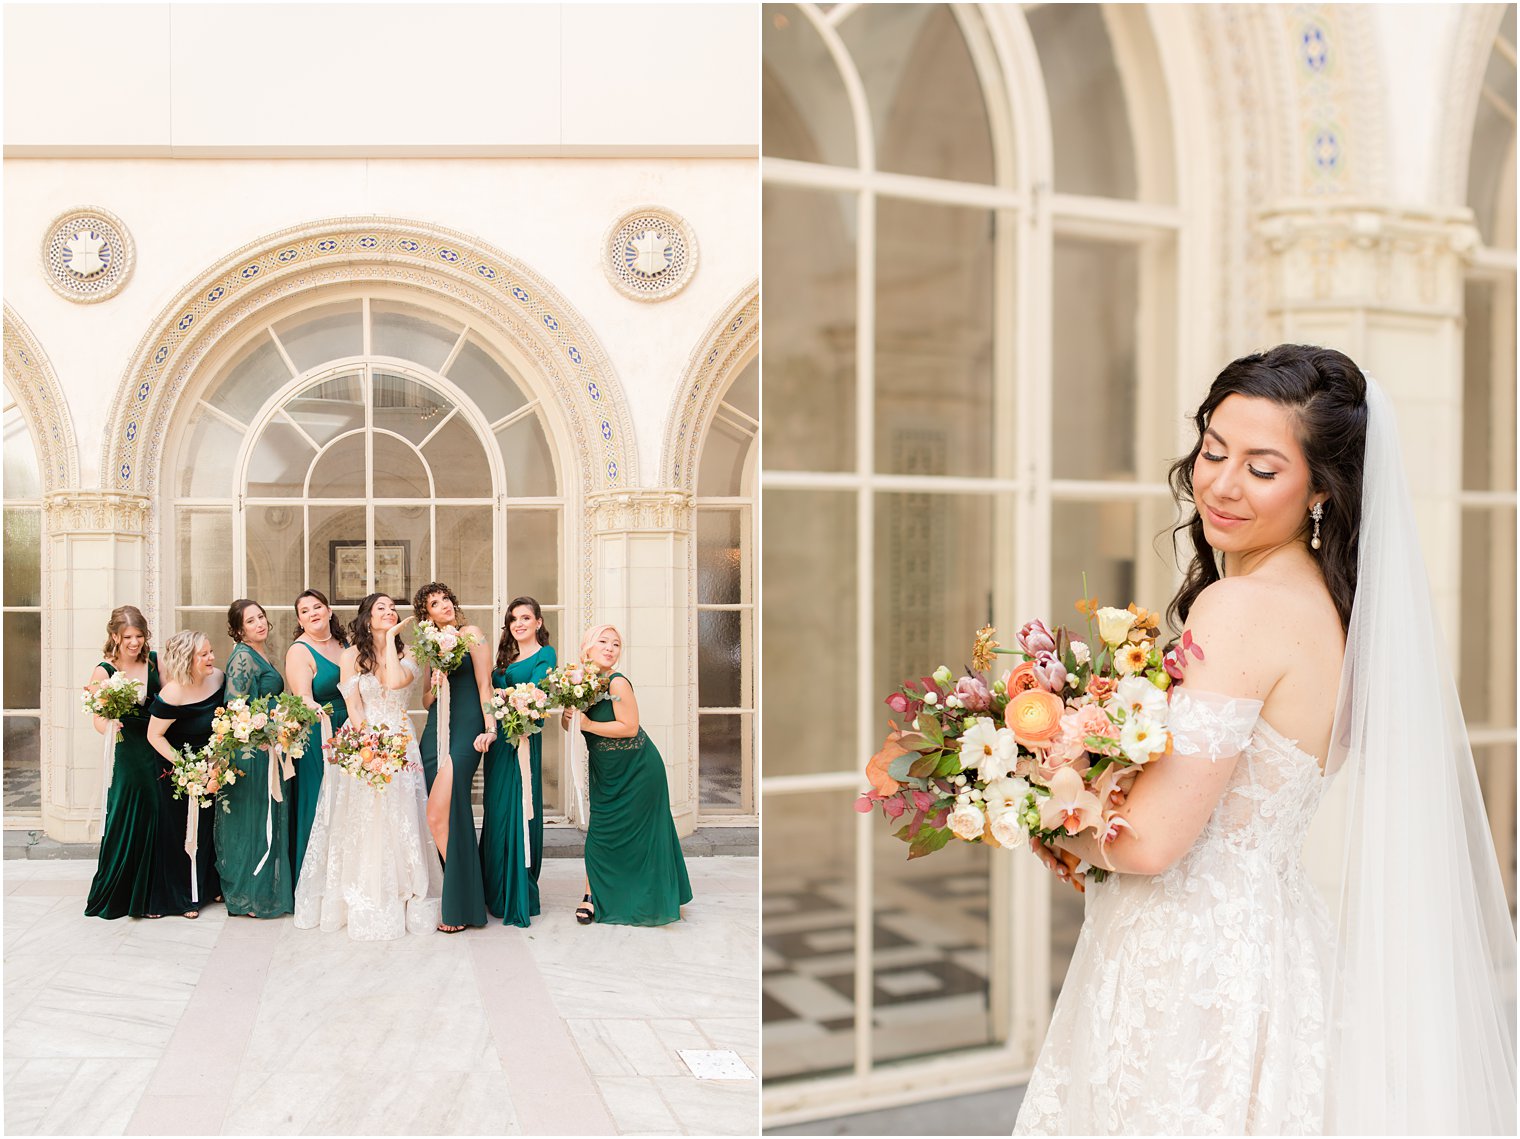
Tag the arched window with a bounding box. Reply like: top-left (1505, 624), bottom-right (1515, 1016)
top-left (761, 0), bottom-right (1181, 1115)
top-left (2, 393), bottom-right (42, 822)
top-left (168, 294), bottom-right (569, 817)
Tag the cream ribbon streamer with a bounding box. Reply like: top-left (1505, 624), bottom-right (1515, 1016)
top-left (253, 742), bottom-right (282, 877)
top-left (435, 675), bottom-right (453, 782)
top-left (517, 735), bottom-right (534, 864)
top-left (569, 710), bottom-right (590, 829)
top-left (93, 723), bottom-right (120, 842)
top-left (185, 801), bottom-right (201, 904)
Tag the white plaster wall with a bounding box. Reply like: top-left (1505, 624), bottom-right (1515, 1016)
top-left (3, 156), bottom-right (758, 487)
top-left (4, 4), bottom-right (759, 154)
top-left (1369, 4), bottom-right (1464, 206)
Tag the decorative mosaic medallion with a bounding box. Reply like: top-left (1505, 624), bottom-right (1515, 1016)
top-left (603, 206), bottom-right (698, 302)
top-left (42, 207), bottom-right (134, 303)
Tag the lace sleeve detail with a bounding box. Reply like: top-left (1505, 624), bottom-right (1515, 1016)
top-left (337, 676), bottom-right (360, 700)
top-left (1168, 688), bottom-right (1263, 760)
top-left (225, 647), bottom-right (259, 701)
top-left (400, 657), bottom-right (420, 681)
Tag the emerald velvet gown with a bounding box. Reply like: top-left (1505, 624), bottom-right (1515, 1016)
top-left (215, 643), bottom-right (292, 918)
top-left (291, 642), bottom-right (348, 883)
top-left (480, 645), bottom-right (554, 926)
top-left (419, 655), bottom-right (488, 929)
top-left (85, 653), bottom-right (163, 918)
top-left (149, 681), bottom-right (225, 910)
top-left (582, 673), bottom-right (692, 926)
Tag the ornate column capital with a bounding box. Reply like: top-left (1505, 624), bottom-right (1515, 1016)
top-left (44, 490), bottom-right (152, 535)
top-left (586, 488), bottom-right (693, 534)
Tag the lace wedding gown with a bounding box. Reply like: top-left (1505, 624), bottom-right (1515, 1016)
top-left (293, 661), bottom-right (443, 940)
top-left (1014, 690), bottom-right (1333, 1135)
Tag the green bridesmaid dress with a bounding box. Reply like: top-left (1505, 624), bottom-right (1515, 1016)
top-left (582, 673), bottom-right (692, 926)
top-left (149, 682), bottom-right (225, 911)
top-left (480, 646), bottom-right (554, 925)
top-left (86, 653), bottom-right (163, 918)
top-left (291, 642), bottom-right (348, 883)
top-left (215, 643), bottom-right (292, 918)
top-left (419, 655), bottom-right (488, 929)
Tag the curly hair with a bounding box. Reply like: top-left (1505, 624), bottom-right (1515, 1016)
top-left (495, 596), bottom-right (551, 670)
top-left (102, 605), bottom-right (151, 663)
top-left (349, 593), bottom-right (394, 677)
top-left (412, 581), bottom-right (462, 626)
top-left (161, 629), bottom-right (211, 687)
top-left (226, 599), bottom-right (266, 644)
top-left (294, 588), bottom-right (349, 647)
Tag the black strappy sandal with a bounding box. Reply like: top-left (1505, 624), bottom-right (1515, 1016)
top-left (575, 894), bottom-right (595, 925)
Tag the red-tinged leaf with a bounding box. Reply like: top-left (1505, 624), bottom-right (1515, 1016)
top-left (907, 826), bottom-right (953, 860)
top-left (907, 808), bottom-right (927, 838)
top-left (1190, 643), bottom-right (1205, 660)
top-left (853, 794), bottom-right (878, 813)
top-left (892, 823), bottom-right (913, 842)
top-left (929, 807), bottom-right (950, 829)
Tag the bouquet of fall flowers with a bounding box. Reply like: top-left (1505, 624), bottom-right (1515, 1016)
top-left (81, 672), bottom-right (146, 742)
top-left (541, 660), bottom-right (614, 713)
top-left (856, 598), bottom-right (1203, 877)
top-left (410, 621), bottom-right (480, 695)
top-left (264, 693), bottom-right (329, 761)
top-left (324, 721), bottom-right (415, 791)
top-left (169, 742), bottom-right (241, 804)
top-left (489, 682), bottom-right (551, 744)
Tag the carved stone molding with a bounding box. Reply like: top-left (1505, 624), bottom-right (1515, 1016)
top-left (602, 205), bottom-right (699, 302)
top-left (661, 281), bottom-right (758, 490)
top-left (1436, 5), bottom-right (1509, 209)
top-left (587, 489), bottom-right (693, 534)
top-left (44, 490), bottom-right (152, 535)
top-left (41, 206), bottom-right (135, 304)
top-left (3, 305), bottom-right (81, 492)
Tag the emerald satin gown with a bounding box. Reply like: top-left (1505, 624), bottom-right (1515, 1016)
top-left (582, 673), bottom-right (692, 926)
top-left (419, 655), bottom-right (488, 929)
top-left (480, 645), bottom-right (554, 926)
top-left (215, 643), bottom-right (292, 918)
top-left (85, 654), bottom-right (163, 918)
top-left (291, 642), bottom-right (348, 883)
top-left (149, 681), bottom-right (225, 910)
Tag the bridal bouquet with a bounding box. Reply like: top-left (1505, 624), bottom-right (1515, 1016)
top-left (410, 621), bottom-right (480, 694)
top-left (489, 682), bottom-right (551, 743)
top-left (325, 721), bottom-right (414, 791)
top-left (168, 742), bottom-right (241, 804)
top-left (856, 599), bottom-right (1199, 874)
top-left (81, 672), bottom-right (146, 741)
top-left (541, 661), bottom-right (613, 712)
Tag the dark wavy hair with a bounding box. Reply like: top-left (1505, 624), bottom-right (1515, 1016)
top-left (495, 596), bottom-right (551, 670)
top-left (102, 605), bottom-right (151, 663)
top-left (1168, 343), bottom-right (1368, 633)
top-left (294, 588), bottom-right (349, 647)
top-left (412, 581), bottom-right (462, 626)
top-left (349, 594), bottom-right (394, 677)
top-left (226, 599), bottom-right (266, 644)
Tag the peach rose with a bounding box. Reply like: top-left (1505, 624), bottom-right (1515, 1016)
top-left (1007, 661), bottom-right (1041, 696)
top-left (1005, 689), bottom-right (1064, 748)
top-left (866, 728), bottom-right (914, 796)
top-left (1086, 675), bottom-right (1117, 702)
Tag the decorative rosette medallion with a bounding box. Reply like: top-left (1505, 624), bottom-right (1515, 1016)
top-left (602, 205), bottom-right (698, 302)
top-left (42, 207), bottom-right (135, 303)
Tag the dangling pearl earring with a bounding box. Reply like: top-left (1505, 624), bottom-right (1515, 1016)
top-left (1310, 502), bottom-right (1324, 550)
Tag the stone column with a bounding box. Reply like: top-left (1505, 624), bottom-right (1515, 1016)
top-left (586, 489), bottom-right (697, 836)
top-left (41, 490), bottom-right (151, 843)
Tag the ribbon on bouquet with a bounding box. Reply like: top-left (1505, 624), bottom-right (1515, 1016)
top-left (516, 736), bottom-right (534, 864)
top-left (568, 710), bottom-right (590, 830)
top-left (93, 722), bottom-right (121, 842)
top-left (435, 675), bottom-right (453, 782)
top-left (185, 802), bottom-right (201, 905)
top-left (253, 742), bottom-right (281, 877)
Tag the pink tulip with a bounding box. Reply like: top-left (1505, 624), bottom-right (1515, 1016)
top-left (1018, 619), bottom-right (1057, 656)
top-left (953, 676), bottom-right (992, 712)
top-left (1032, 651), bottom-right (1067, 694)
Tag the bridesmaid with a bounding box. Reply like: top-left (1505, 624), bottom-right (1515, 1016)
top-left (415, 581), bottom-right (492, 932)
top-left (85, 606), bottom-right (163, 919)
top-left (215, 600), bottom-right (293, 918)
top-left (561, 625), bottom-right (692, 926)
top-left (145, 630), bottom-right (225, 915)
top-left (284, 589), bottom-right (349, 881)
top-left (480, 597), bottom-right (555, 926)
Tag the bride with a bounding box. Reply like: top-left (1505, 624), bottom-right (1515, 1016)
top-left (294, 593), bottom-right (442, 940)
top-left (1016, 345), bottom-right (1515, 1134)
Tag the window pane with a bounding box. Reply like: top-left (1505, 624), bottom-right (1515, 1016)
top-left (422, 415), bottom-right (492, 498)
top-left (1050, 499), bottom-right (1139, 619)
top-left (1052, 237), bottom-right (1140, 480)
top-left (245, 505), bottom-right (306, 644)
top-left (698, 413), bottom-right (754, 498)
top-left (247, 418), bottom-right (317, 497)
top-left (374, 505), bottom-right (431, 606)
top-left (506, 509), bottom-right (559, 606)
top-left (763, 3), bottom-right (858, 167)
top-left (3, 508), bottom-right (41, 607)
top-left (875, 199), bottom-right (996, 479)
top-left (763, 186), bottom-right (857, 472)
top-left (725, 357), bottom-right (759, 421)
top-left (3, 715), bottom-right (41, 813)
top-left (308, 505), bottom-right (367, 606)
top-left (442, 338), bottom-right (528, 425)
top-left (273, 301), bottom-right (363, 374)
top-left (698, 509), bottom-right (743, 606)
top-left (287, 373), bottom-right (366, 448)
top-left (371, 301), bottom-right (460, 372)
top-left (372, 434), bottom-right (431, 499)
top-left (3, 612), bottom-right (39, 707)
top-left (762, 787), bottom-right (859, 1082)
top-left (1462, 279), bottom-right (1515, 493)
top-left (308, 434), bottom-right (367, 498)
top-left (1028, 3), bottom-right (1139, 199)
top-left (840, 3), bottom-right (995, 184)
top-left (373, 372), bottom-right (453, 446)
top-left (3, 407), bottom-right (41, 499)
top-left (437, 506), bottom-right (493, 603)
top-left (541, 711), bottom-right (565, 819)
top-left (177, 508), bottom-right (232, 606)
top-left (496, 412), bottom-right (558, 497)
top-left (177, 405), bottom-right (245, 498)
top-left (1459, 506), bottom-right (1517, 728)
top-left (1468, 40), bottom-right (1517, 249)
top-left (698, 609), bottom-right (742, 708)
top-left (699, 712), bottom-right (748, 814)
top-left (1475, 743), bottom-right (1517, 911)
top-left (205, 334), bottom-right (293, 424)
top-left (763, 490), bottom-right (856, 776)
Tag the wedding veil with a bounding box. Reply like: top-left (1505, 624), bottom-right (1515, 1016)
top-left (1321, 377), bottom-right (1517, 1133)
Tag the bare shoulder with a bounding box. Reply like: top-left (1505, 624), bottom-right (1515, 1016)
top-left (156, 681), bottom-right (185, 704)
top-left (608, 674), bottom-right (635, 696)
top-left (1179, 578), bottom-right (1287, 701)
top-left (285, 641), bottom-right (312, 669)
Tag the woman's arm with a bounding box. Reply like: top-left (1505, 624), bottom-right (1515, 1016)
top-left (285, 644), bottom-right (319, 711)
top-left (577, 676), bottom-right (640, 739)
top-left (376, 616), bottom-right (415, 690)
top-left (337, 647), bottom-right (365, 728)
top-left (463, 627), bottom-right (497, 754)
top-left (225, 647), bottom-right (257, 702)
top-left (531, 646), bottom-right (556, 685)
top-left (87, 664), bottom-right (113, 735)
top-left (146, 692), bottom-right (179, 765)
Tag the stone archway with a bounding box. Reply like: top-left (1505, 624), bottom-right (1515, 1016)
top-left (660, 280), bottom-right (758, 491)
top-left (3, 304), bottom-right (80, 493)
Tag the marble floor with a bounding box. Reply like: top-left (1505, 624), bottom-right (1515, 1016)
top-left (3, 857), bottom-right (759, 1136)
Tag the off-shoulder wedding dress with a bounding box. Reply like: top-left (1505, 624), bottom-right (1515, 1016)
top-left (294, 660), bottom-right (443, 940)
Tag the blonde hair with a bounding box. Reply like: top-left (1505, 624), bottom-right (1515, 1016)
top-left (161, 630), bottom-right (211, 687)
top-left (578, 624), bottom-right (623, 662)
top-left (102, 605), bottom-right (151, 663)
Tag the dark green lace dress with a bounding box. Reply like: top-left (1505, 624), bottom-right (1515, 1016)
top-left (419, 655), bottom-right (488, 929)
top-left (291, 641), bottom-right (348, 883)
top-left (480, 645), bottom-right (554, 926)
top-left (149, 681), bottom-right (225, 910)
top-left (215, 643), bottom-right (292, 917)
top-left (85, 654), bottom-right (163, 918)
top-left (582, 673), bottom-right (692, 926)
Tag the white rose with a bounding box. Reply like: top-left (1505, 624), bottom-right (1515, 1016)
top-left (947, 801), bottom-right (986, 842)
top-left (1095, 606), bottom-right (1137, 647)
top-left (982, 775), bottom-right (1031, 818)
top-left (989, 810), bottom-right (1025, 847)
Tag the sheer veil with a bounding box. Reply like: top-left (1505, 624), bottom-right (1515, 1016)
top-left (1320, 377), bottom-right (1517, 1133)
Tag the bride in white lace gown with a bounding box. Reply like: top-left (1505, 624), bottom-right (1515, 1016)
top-left (1015, 346), bottom-right (1515, 1135)
top-left (294, 594), bottom-right (442, 940)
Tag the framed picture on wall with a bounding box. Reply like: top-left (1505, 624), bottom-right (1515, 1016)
top-left (329, 541), bottom-right (411, 606)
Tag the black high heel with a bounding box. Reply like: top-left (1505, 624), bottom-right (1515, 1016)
top-left (575, 894), bottom-right (595, 924)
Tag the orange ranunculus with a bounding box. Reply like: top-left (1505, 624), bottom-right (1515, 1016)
top-left (1005, 689), bottom-right (1065, 748)
top-left (866, 726), bottom-right (914, 796)
top-left (1007, 661), bottom-right (1040, 696)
